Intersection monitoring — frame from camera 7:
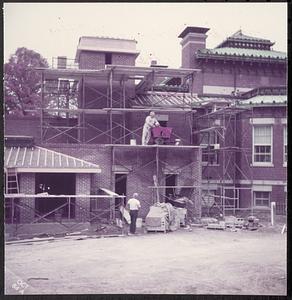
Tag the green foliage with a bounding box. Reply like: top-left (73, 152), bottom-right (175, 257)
top-left (4, 47), bottom-right (48, 116)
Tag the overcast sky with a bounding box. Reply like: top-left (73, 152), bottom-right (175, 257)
top-left (4, 3), bottom-right (287, 68)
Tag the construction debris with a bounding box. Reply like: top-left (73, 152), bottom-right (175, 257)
top-left (145, 202), bottom-right (187, 233)
top-left (243, 216), bottom-right (259, 231)
top-left (281, 224), bottom-right (287, 234)
top-left (224, 216), bottom-right (245, 228)
top-left (6, 237), bottom-right (55, 245)
top-left (201, 217), bottom-right (218, 225)
top-left (207, 221), bottom-right (226, 230)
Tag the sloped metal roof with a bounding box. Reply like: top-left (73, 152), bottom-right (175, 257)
top-left (131, 92), bottom-right (202, 108)
top-left (197, 47), bottom-right (287, 60)
top-left (4, 146), bottom-right (101, 173)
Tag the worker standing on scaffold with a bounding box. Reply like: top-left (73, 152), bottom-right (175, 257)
top-left (142, 111), bottom-right (160, 145)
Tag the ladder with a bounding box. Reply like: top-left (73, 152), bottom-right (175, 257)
top-left (5, 168), bottom-right (19, 194)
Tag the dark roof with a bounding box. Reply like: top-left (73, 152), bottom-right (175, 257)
top-left (197, 47), bottom-right (287, 62)
top-left (178, 26), bottom-right (209, 38)
top-left (217, 30), bottom-right (274, 48)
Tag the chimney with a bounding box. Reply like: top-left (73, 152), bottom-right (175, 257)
top-left (178, 26), bottom-right (209, 69)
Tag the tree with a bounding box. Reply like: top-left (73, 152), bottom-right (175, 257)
top-left (4, 47), bottom-right (49, 116)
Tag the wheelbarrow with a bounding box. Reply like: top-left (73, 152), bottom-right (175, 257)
top-left (151, 126), bottom-right (173, 144)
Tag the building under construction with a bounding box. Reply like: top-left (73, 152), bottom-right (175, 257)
top-left (4, 27), bottom-right (287, 233)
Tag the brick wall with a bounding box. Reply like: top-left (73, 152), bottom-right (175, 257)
top-left (19, 173), bottom-right (35, 223)
top-left (198, 62), bottom-right (286, 94)
top-left (75, 173), bottom-right (91, 222)
top-left (5, 116), bottom-right (41, 144)
top-left (46, 144), bottom-right (202, 219)
top-left (236, 107), bottom-right (287, 181)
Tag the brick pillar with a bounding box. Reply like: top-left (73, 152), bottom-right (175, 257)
top-left (75, 173), bottom-right (91, 222)
top-left (193, 148), bottom-right (202, 218)
top-left (19, 173), bottom-right (35, 223)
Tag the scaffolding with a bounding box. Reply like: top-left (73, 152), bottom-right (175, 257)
top-left (34, 65), bottom-right (204, 219)
top-left (193, 99), bottom-right (255, 217)
top-left (38, 65), bottom-right (201, 145)
top-left (4, 193), bottom-right (126, 235)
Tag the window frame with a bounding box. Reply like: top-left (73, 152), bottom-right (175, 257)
top-left (253, 191), bottom-right (270, 208)
top-left (200, 131), bottom-right (220, 166)
top-left (252, 124), bottom-right (273, 166)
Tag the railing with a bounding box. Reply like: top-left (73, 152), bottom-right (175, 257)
top-left (51, 57), bottom-right (79, 70)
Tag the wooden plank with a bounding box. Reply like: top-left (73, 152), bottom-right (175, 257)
top-left (104, 144), bottom-right (201, 149)
top-left (4, 194), bottom-right (125, 198)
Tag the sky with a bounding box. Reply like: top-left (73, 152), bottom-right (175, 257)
top-left (4, 3), bottom-right (287, 68)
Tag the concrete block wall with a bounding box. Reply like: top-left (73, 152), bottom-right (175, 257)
top-left (19, 173), bottom-right (35, 223)
top-left (79, 51), bottom-right (105, 70)
top-left (79, 51), bottom-right (136, 70)
top-left (112, 53), bottom-right (136, 66)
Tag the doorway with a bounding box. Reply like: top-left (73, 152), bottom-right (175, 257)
top-left (35, 173), bottom-right (76, 219)
top-left (165, 174), bottom-right (177, 201)
top-left (114, 173), bottom-right (127, 209)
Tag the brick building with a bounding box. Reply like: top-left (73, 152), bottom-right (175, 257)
top-left (4, 27), bottom-right (287, 228)
top-left (178, 27), bottom-right (287, 216)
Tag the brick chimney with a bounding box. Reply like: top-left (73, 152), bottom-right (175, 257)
top-left (178, 26), bottom-right (209, 69)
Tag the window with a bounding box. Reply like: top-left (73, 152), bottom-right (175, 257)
top-left (200, 131), bottom-right (219, 165)
top-left (254, 191), bottom-right (270, 207)
top-left (105, 53), bottom-right (112, 65)
top-left (202, 190), bottom-right (215, 207)
top-left (253, 125), bottom-right (272, 164)
top-left (284, 125), bottom-right (287, 164)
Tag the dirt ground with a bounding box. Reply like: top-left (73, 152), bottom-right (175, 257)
top-left (5, 227), bottom-right (287, 295)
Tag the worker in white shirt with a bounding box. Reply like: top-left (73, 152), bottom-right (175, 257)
top-left (127, 193), bottom-right (141, 234)
top-left (142, 111), bottom-right (160, 145)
